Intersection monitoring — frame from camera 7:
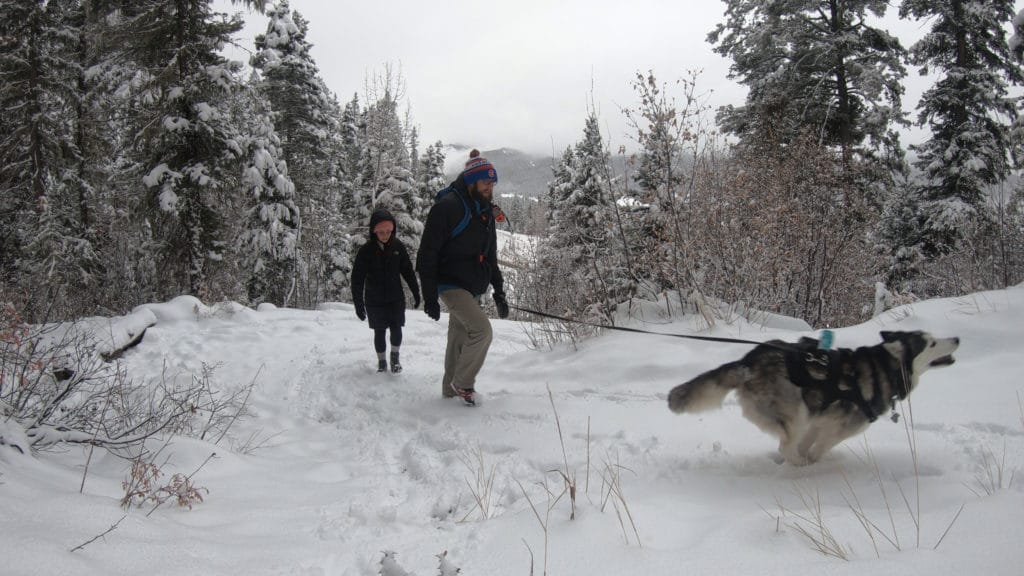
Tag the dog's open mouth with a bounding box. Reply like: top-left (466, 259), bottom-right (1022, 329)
top-left (931, 355), bottom-right (956, 367)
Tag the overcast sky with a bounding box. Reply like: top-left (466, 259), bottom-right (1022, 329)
top-left (218, 0), bottom-right (1020, 156)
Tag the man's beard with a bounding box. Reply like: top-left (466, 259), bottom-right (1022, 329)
top-left (470, 183), bottom-right (492, 203)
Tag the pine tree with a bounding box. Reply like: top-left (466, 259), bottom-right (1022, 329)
top-left (237, 86), bottom-right (299, 307)
top-left (122, 0), bottom-right (248, 298)
top-left (252, 1), bottom-right (343, 307)
top-left (709, 0), bottom-right (907, 167)
top-left (357, 71), bottom-right (420, 249)
top-left (536, 114), bottom-right (629, 322)
top-left (416, 140), bottom-right (447, 224)
top-left (0, 0), bottom-right (95, 319)
top-left (898, 0), bottom-right (1022, 256)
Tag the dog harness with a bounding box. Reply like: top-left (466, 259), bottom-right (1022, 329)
top-left (783, 338), bottom-right (908, 422)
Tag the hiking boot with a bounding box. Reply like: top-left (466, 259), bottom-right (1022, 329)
top-left (377, 359), bottom-right (387, 373)
top-left (449, 383), bottom-right (477, 406)
top-left (390, 351), bottom-right (402, 373)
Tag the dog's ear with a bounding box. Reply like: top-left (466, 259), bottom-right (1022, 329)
top-left (879, 331), bottom-right (900, 343)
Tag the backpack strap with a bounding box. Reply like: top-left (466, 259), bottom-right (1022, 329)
top-left (435, 185), bottom-right (473, 240)
top-left (450, 192), bottom-right (472, 239)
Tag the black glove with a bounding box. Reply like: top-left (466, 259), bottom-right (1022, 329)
top-left (493, 292), bottom-right (509, 319)
top-left (424, 299), bottom-right (440, 321)
top-left (355, 304), bottom-right (366, 321)
top-left (413, 293), bottom-right (421, 309)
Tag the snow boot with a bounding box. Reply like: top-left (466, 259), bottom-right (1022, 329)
top-left (377, 358), bottom-right (387, 373)
top-left (390, 351), bottom-right (402, 373)
top-left (449, 383), bottom-right (477, 407)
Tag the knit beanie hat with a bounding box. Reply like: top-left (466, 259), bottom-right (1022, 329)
top-left (462, 149), bottom-right (498, 186)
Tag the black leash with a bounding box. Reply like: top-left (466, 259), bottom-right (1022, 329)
top-left (509, 304), bottom-right (773, 347)
top-left (510, 303), bottom-right (899, 422)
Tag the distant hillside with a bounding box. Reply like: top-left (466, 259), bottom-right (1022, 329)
top-left (443, 145), bottom-right (553, 198)
top-left (442, 144), bottom-right (633, 198)
top-left (437, 145), bottom-right (1020, 205)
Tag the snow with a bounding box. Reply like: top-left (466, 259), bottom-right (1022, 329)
top-left (51, 308), bottom-right (158, 358)
top-left (2, 287), bottom-right (1022, 575)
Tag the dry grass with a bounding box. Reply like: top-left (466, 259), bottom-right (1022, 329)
top-left (773, 482), bottom-right (849, 561)
top-left (1018, 390), bottom-right (1023, 432)
top-left (516, 476), bottom-right (566, 576)
top-left (546, 384), bottom-right (577, 520)
top-left (458, 445), bottom-right (497, 522)
top-left (598, 452), bottom-right (641, 547)
top-left (965, 441), bottom-right (1015, 497)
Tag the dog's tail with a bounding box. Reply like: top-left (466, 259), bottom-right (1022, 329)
top-left (668, 361), bottom-right (745, 414)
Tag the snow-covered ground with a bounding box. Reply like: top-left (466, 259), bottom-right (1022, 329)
top-left (2, 287), bottom-right (1022, 575)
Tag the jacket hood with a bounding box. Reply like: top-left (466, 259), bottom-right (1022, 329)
top-left (368, 209), bottom-right (397, 239)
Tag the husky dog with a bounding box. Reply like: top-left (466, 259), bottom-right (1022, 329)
top-left (667, 331), bottom-right (959, 465)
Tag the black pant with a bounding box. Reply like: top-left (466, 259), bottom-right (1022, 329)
top-left (374, 326), bottom-right (402, 353)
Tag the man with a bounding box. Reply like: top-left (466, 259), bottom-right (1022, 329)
top-left (417, 149), bottom-right (509, 406)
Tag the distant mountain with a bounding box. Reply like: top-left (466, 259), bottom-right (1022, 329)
top-left (441, 144), bottom-right (634, 198)
top-left (442, 145), bottom-right (554, 198)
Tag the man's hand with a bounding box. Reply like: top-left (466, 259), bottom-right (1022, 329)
top-left (355, 305), bottom-right (366, 321)
top-left (424, 299), bottom-right (440, 321)
top-left (493, 292), bottom-right (509, 319)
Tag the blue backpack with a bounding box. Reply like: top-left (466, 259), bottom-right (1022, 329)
top-left (435, 185), bottom-right (507, 240)
top-left (435, 185), bottom-right (473, 239)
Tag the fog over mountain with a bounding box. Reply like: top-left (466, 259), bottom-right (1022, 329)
top-left (443, 144), bottom-right (633, 199)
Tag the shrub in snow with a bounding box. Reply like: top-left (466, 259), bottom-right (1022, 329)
top-left (436, 550), bottom-right (460, 575)
top-left (120, 455), bottom-right (209, 512)
top-left (0, 300), bottom-right (254, 459)
top-left (378, 550), bottom-right (412, 576)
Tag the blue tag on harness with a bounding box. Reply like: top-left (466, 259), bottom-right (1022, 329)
top-left (818, 329), bottom-right (834, 350)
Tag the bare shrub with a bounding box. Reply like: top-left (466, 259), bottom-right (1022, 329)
top-left (120, 449), bottom-right (214, 514)
top-left (1, 302), bottom-right (255, 460)
top-left (687, 134), bottom-right (883, 327)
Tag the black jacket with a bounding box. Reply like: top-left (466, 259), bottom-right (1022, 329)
top-left (416, 175), bottom-right (505, 302)
top-left (351, 210), bottom-right (420, 310)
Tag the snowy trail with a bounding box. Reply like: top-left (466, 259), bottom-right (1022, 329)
top-left (2, 290), bottom-right (1023, 575)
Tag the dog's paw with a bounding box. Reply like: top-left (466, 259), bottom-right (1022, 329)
top-left (770, 452), bottom-right (786, 465)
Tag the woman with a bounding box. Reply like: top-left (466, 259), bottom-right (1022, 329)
top-left (351, 209), bottom-right (421, 372)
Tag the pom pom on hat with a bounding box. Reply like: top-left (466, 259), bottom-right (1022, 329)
top-left (463, 149), bottom-right (497, 185)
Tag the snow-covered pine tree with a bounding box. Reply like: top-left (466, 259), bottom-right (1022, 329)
top-left (124, 0), bottom-right (248, 298)
top-left (0, 0), bottom-right (96, 320)
top-left (357, 70), bottom-right (420, 245)
top-left (527, 113), bottom-right (629, 337)
top-left (554, 113), bottom-right (630, 319)
top-left (251, 0), bottom-right (342, 307)
top-left (709, 0), bottom-right (907, 169)
top-left (237, 87), bottom-right (299, 307)
top-left (339, 93), bottom-right (364, 204)
top-left (523, 145), bottom-right (584, 340)
top-left (416, 140), bottom-right (447, 225)
top-left (897, 0), bottom-right (1022, 257)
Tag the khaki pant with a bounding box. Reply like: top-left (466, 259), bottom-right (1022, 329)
top-left (439, 288), bottom-right (493, 396)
